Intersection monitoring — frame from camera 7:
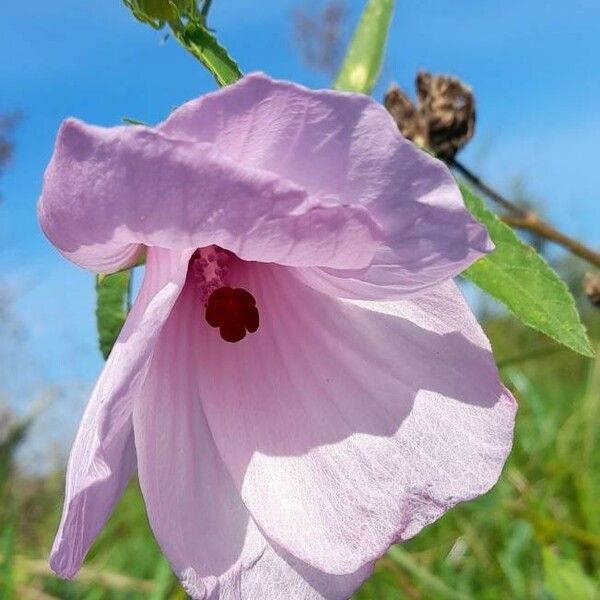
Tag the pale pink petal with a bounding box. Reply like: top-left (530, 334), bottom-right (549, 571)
top-left (160, 72), bottom-right (491, 297)
top-left (50, 248), bottom-right (192, 578)
top-left (195, 262), bottom-right (516, 575)
top-left (38, 118), bottom-right (380, 274)
top-left (133, 279), bottom-right (373, 599)
top-left (290, 238), bottom-right (490, 301)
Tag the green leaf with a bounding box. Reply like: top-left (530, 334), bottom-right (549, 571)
top-left (334, 0), bottom-right (394, 94)
top-left (172, 21), bottom-right (243, 87)
top-left (122, 116), bottom-right (149, 126)
top-left (96, 270), bottom-right (132, 360)
top-left (542, 547), bottom-right (599, 600)
top-left (462, 185), bottom-right (594, 357)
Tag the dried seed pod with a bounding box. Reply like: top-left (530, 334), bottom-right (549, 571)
top-left (383, 71), bottom-right (476, 162)
top-left (583, 272), bottom-right (600, 307)
top-left (383, 86), bottom-right (427, 148)
top-left (416, 71), bottom-right (476, 162)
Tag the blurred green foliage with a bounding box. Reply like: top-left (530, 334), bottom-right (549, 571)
top-left (1, 311), bottom-right (599, 599)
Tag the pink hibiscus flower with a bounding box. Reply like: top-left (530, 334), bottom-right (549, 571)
top-left (39, 73), bottom-right (516, 599)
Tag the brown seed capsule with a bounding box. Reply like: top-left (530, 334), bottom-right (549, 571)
top-left (416, 71), bottom-right (476, 162)
top-left (383, 86), bottom-right (427, 148)
top-left (583, 272), bottom-right (600, 308)
top-left (383, 70), bottom-right (476, 162)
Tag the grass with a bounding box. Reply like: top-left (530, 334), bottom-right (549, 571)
top-left (1, 312), bottom-right (599, 599)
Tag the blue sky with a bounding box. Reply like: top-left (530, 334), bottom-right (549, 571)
top-left (1, 0), bottom-right (599, 461)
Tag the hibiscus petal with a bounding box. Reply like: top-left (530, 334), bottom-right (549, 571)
top-left (160, 72), bottom-right (491, 296)
top-left (38, 118), bottom-right (380, 274)
top-left (290, 240), bottom-right (492, 301)
top-left (196, 262), bottom-right (516, 575)
top-left (50, 248), bottom-right (191, 578)
top-left (133, 280), bottom-right (373, 599)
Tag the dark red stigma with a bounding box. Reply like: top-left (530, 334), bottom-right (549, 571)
top-left (205, 287), bottom-right (260, 343)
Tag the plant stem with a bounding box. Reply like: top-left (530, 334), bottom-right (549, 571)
top-left (451, 159), bottom-right (526, 217)
top-left (501, 213), bottom-right (600, 268)
top-left (451, 158), bottom-right (600, 268)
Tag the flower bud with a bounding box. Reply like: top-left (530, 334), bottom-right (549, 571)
top-left (139, 0), bottom-right (177, 19)
top-left (124, 0), bottom-right (179, 26)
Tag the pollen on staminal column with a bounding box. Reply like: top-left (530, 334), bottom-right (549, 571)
top-left (190, 246), bottom-right (260, 343)
top-left (191, 246), bottom-right (231, 305)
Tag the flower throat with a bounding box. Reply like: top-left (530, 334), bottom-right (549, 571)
top-left (190, 247), bottom-right (259, 344)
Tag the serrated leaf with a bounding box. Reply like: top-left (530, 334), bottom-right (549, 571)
top-left (96, 270), bottom-right (132, 360)
top-left (174, 22), bottom-right (243, 87)
top-left (542, 547), bottom-right (599, 600)
top-left (462, 185), bottom-right (594, 357)
top-left (334, 0), bottom-right (394, 94)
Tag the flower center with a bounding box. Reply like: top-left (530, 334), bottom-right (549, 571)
top-left (190, 247), bottom-right (259, 343)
